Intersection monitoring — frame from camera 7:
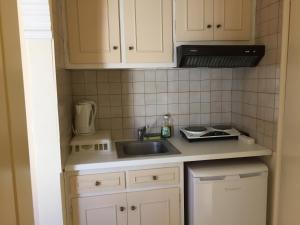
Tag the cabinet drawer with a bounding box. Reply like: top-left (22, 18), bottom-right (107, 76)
top-left (70, 172), bottom-right (125, 195)
top-left (127, 167), bottom-right (179, 188)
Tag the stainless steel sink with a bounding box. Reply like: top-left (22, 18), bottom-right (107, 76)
top-left (115, 140), bottom-right (181, 158)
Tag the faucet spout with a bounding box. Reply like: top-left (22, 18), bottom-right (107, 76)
top-left (137, 126), bottom-right (147, 141)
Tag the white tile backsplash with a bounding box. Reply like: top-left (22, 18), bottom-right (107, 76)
top-left (71, 68), bottom-right (234, 139)
top-left (231, 0), bottom-right (282, 151)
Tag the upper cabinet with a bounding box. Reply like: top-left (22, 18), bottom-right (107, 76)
top-left (176, 0), bottom-right (214, 41)
top-left (65, 0), bottom-right (121, 64)
top-left (63, 0), bottom-right (255, 68)
top-left (124, 0), bottom-right (173, 63)
top-left (214, 0), bottom-right (253, 40)
top-left (64, 0), bottom-right (173, 67)
top-left (176, 0), bottom-right (253, 41)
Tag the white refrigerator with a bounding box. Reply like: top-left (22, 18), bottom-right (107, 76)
top-left (187, 159), bottom-right (268, 225)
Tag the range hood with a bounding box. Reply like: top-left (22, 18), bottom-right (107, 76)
top-left (177, 45), bottom-right (265, 68)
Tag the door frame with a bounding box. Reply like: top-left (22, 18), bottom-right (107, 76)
top-left (273, 0), bottom-right (291, 225)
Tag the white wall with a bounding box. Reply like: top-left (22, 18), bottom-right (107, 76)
top-left (23, 39), bottom-right (64, 225)
top-left (19, 1), bottom-right (65, 225)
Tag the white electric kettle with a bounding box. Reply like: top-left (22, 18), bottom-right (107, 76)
top-left (74, 100), bottom-right (97, 135)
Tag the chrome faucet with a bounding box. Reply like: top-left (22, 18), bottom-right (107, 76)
top-left (137, 126), bottom-right (147, 141)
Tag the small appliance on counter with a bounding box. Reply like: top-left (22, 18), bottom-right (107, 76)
top-left (74, 100), bottom-right (96, 135)
top-left (180, 125), bottom-right (241, 142)
top-left (70, 131), bottom-right (112, 153)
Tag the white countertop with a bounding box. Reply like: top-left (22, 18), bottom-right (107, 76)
top-left (64, 135), bottom-right (272, 171)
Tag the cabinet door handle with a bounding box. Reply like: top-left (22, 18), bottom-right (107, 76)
top-left (216, 24), bottom-right (222, 28)
top-left (95, 181), bottom-right (101, 186)
top-left (129, 46), bottom-right (134, 50)
top-left (113, 46), bottom-right (118, 50)
top-left (131, 206), bottom-right (137, 211)
top-left (120, 206), bottom-right (126, 212)
top-left (152, 175), bottom-right (158, 180)
top-left (207, 24), bottom-right (212, 29)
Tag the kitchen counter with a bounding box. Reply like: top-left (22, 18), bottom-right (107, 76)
top-left (64, 135), bottom-right (272, 171)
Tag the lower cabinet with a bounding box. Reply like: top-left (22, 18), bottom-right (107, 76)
top-left (72, 193), bottom-right (127, 225)
top-left (72, 188), bottom-right (180, 225)
top-left (127, 188), bottom-right (180, 225)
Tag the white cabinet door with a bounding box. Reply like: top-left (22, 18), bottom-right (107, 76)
top-left (127, 188), bottom-right (180, 225)
top-left (65, 0), bottom-right (121, 64)
top-left (72, 193), bottom-right (127, 225)
top-left (124, 0), bottom-right (173, 63)
top-left (214, 0), bottom-right (253, 40)
top-left (176, 0), bottom-right (214, 41)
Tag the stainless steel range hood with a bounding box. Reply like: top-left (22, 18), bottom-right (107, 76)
top-left (177, 45), bottom-right (265, 68)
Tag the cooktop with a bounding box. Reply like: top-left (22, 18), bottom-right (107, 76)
top-left (180, 125), bottom-right (241, 142)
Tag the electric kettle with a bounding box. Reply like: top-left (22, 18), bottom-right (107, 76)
top-left (74, 100), bottom-right (97, 135)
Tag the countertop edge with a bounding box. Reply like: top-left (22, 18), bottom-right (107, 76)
top-left (64, 149), bottom-right (272, 172)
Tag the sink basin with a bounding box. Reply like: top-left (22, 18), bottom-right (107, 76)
top-left (116, 140), bottom-right (181, 158)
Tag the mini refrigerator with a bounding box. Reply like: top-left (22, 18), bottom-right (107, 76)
top-left (187, 159), bottom-right (268, 225)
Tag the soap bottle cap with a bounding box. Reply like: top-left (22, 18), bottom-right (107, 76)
top-left (163, 114), bottom-right (169, 119)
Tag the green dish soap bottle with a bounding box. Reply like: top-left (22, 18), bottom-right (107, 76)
top-left (161, 114), bottom-right (172, 138)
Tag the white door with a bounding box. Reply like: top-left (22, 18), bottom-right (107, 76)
top-left (0, 1), bottom-right (35, 225)
top-left (214, 0), bottom-right (253, 40)
top-left (65, 0), bottom-right (121, 64)
top-left (124, 0), bottom-right (173, 63)
top-left (278, 1), bottom-right (300, 225)
top-left (176, 0), bottom-right (214, 41)
top-left (127, 188), bottom-right (180, 225)
top-left (72, 193), bottom-right (127, 225)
